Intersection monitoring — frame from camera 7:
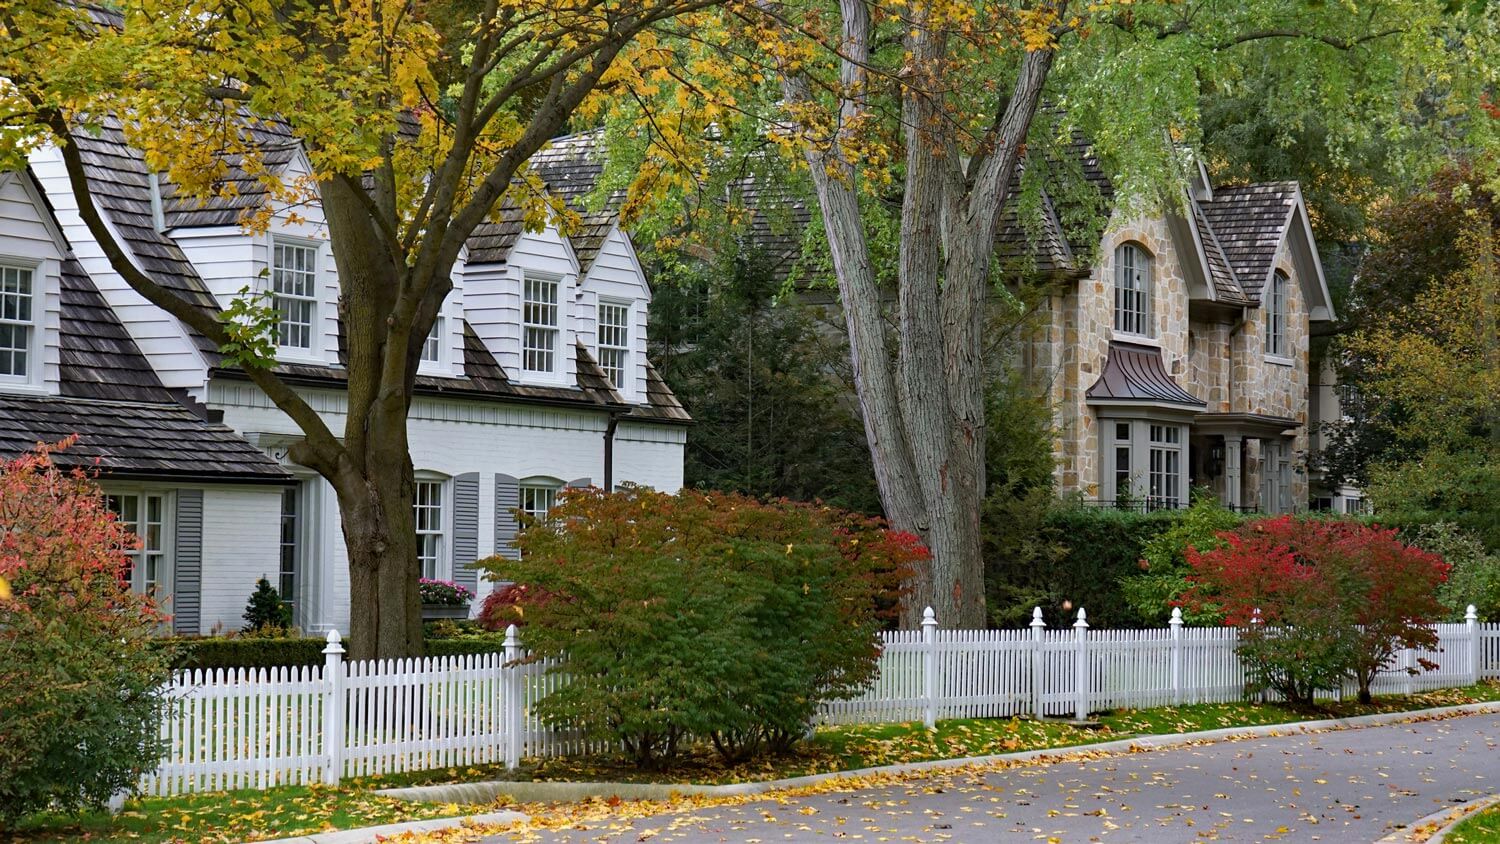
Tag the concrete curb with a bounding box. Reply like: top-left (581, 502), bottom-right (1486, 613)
top-left (1377, 792), bottom-right (1500, 844)
top-left (376, 700), bottom-right (1500, 806)
top-left (248, 810), bottom-right (528, 844)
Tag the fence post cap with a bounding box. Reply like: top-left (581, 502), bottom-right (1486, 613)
top-left (503, 624), bottom-right (520, 647)
top-left (1466, 604), bottom-right (1479, 621)
top-left (1030, 606), bottom-right (1045, 628)
top-left (1170, 607), bottom-right (1184, 625)
top-left (1074, 607), bottom-right (1088, 628)
top-left (921, 606), bottom-right (938, 628)
top-left (322, 629), bottom-right (345, 655)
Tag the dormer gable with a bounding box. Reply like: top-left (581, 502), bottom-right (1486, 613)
top-left (0, 170), bottom-right (69, 394)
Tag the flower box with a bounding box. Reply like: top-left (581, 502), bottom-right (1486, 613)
top-left (421, 603), bottom-right (471, 621)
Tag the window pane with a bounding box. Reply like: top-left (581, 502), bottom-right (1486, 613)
top-left (0, 266), bottom-right (33, 377)
top-left (413, 480), bottom-right (444, 580)
top-left (1113, 245), bottom-right (1149, 335)
top-left (272, 243), bottom-right (317, 349)
top-left (523, 277), bottom-right (560, 374)
top-left (421, 318), bottom-right (442, 363)
top-left (597, 303), bottom-right (630, 388)
top-left (280, 487), bottom-right (298, 606)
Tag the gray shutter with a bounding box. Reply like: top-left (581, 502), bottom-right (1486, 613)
top-left (173, 489), bottom-right (204, 635)
top-left (494, 473), bottom-right (521, 561)
top-left (567, 477), bottom-right (592, 489)
top-left (451, 473), bottom-right (480, 594)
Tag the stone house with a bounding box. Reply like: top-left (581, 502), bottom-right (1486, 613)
top-left (6, 125), bottom-right (688, 635)
top-left (1020, 160), bottom-right (1334, 511)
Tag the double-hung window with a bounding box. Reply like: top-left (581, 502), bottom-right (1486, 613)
top-left (413, 480), bottom-right (445, 580)
top-left (106, 491), bottom-right (169, 597)
top-left (1147, 425), bottom-right (1183, 509)
top-left (1112, 422), bottom-right (1132, 503)
top-left (0, 265), bottom-right (35, 380)
top-left (1113, 243), bottom-right (1151, 336)
top-left (421, 317), bottom-right (443, 365)
top-left (279, 487), bottom-right (300, 613)
top-left (519, 481), bottom-right (561, 521)
top-left (522, 276), bottom-right (560, 375)
top-left (272, 242), bottom-right (318, 351)
top-left (1264, 271), bottom-right (1288, 358)
top-left (596, 301), bottom-right (630, 389)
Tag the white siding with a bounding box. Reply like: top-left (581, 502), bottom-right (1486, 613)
top-left (199, 484), bottom-right (286, 633)
top-left (0, 175), bottom-right (66, 394)
top-left (174, 228), bottom-right (256, 307)
top-left (28, 146), bottom-right (207, 388)
top-left (205, 381), bottom-right (684, 631)
top-left (579, 226), bottom-right (651, 400)
top-left (481, 227), bottom-right (579, 385)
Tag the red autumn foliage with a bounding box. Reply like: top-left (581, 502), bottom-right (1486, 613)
top-left (1181, 515), bottom-right (1449, 704)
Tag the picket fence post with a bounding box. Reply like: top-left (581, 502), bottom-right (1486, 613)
top-left (1073, 608), bottom-right (1089, 721)
top-left (921, 607), bottom-right (938, 730)
top-left (1468, 605), bottom-right (1481, 686)
top-left (1030, 607), bottom-right (1046, 719)
top-left (321, 630), bottom-right (345, 786)
top-left (504, 624), bottom-right (524, 768)
top-left (1169, 607), bottom-right (1184, 706)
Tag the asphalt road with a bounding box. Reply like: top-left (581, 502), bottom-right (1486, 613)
top-left (486, 713), bottom-right (1500, 843)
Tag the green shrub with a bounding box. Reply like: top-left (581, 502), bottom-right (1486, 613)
top-left (165, 635), bottom-right (325, 670)
top-left (241, 577), bottom-right (292, 632)
top-left (986, 501), bottom-right (1182, 628)
top-left (1120, 495), bottom-right (1243, 625)
top-left (1407, 522), bottom-right (1500, 622)
top-left (477, 486), bottom-right (921, 768)
top-left (0, 443), bottom-right (173, 826)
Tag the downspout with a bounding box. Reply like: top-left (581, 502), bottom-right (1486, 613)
top-left (603, 410), bottom-right (621, 492)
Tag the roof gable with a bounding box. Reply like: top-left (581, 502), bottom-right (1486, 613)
top-left (1195, 182), bottom-right (1299, 301)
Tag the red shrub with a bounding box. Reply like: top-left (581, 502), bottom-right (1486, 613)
top-left (1181, 516), bottom-right (1449, 704)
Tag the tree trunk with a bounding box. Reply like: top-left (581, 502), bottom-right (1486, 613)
top-left (338, 453), bottom-right (423, 661)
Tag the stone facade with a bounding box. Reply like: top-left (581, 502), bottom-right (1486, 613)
top-left (1028, 193), bottom-right (1324, 513)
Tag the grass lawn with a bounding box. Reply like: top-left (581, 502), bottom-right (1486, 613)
top-left (1448, 805), bottom-right (1500, 844)
top-left (8, 681), bottom-right (1496, 843)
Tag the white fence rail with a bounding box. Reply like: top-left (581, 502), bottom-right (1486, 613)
top-left (139, 607), bottom-right (1500, 797)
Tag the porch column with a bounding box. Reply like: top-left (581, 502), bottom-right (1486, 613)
top-left (1224, 435), bottom-right (1243, 510)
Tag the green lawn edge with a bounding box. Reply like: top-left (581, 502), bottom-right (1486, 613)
top-left (1446, 804), bottom-right (1500, 844)
top-left (9, 681), bottom-right (1497, 844)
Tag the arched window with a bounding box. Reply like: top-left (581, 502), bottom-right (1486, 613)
top-left (1113, 243), bottom-right (1151, 336)
top-left (1265, 271), bottom-right (1289, 357)
top-left (519, 476), bottom-right (565, 520)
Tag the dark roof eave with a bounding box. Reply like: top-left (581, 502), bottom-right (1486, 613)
top-left (210, 367), bottom-right (635, 414)
top-left (82, 466), bottom-right (294, 484)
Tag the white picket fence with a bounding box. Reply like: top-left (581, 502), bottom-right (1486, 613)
top-left (139, 607), bottom-right (1500, 797)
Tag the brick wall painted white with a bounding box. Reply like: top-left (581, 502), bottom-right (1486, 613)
top-left (199, 485), bottom-right (285, 633)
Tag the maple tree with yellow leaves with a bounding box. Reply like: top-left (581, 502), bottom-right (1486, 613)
top-left (0, 0), bottom-right (725, 658)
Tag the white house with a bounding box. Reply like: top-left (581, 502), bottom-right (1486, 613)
top-left (19, 124), bottom-right (688, 635)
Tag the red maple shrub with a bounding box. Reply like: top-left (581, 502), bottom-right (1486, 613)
top-left (0, 440), bottom-right (174, 824)
top-left (1181, 516), bottom-right (1449, 705)
top-left (476, 486), bottom-right (923, 767)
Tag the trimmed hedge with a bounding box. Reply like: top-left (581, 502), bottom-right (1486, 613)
top-left (161, 630), bottom-right (508, 670)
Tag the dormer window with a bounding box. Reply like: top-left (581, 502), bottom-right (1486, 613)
top-left (522, 275), bottom-right (560, 375)
top-left (0, 265), bottom-right (36, 380)
top-left (597, 300), bottom-right (630, 390)
top-left (1113, 243), bottom-right (1151, 337)
top-left (1265, 271), bottom-right (1288, 358)
top-left (272, 241), bottom-right (317, 351)
top-left (421, 317), bottom-right (443, 365)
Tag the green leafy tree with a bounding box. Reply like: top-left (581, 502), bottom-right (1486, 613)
top-left (0, 442), bottom-right (173, 825)
top-left (594, 0), bottom-right (1497, 626)
top-left (1408, 522), bottom-right (1500, 622)
top-left (1120, 495), bottom-right (1242, 625)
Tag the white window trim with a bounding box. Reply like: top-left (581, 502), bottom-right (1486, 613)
top-left (0, 257), bottom-right (44, 389)
top-left (418, 314), bottom-right (447, 371)
top-left (519, 272), bottom-right (567, 384)
top-left (103, 487), bottom-right (175, 602)
top-left (269, 236), bottom-right (323, 361)
top-left (1112, 242), bottom-right (1153, 340)
top-left (1102, 418), bottom-right (1188, 509)
top-left (595, 297), bottom-right (632, 396)
top-left (519, 476), bottom-right (565, 521)
top-left (413, 474), bottom-right (450, 582)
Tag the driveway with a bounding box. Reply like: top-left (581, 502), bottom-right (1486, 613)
top-left (486, 713), bottom-right (1500, 843)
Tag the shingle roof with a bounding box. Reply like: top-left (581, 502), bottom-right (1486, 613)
top-left (0, 394), bottom-right (288, 481)
top-left (627, 358), bottom-right (692, 423)
top-left (58, 258), bottom-right (173, 403)
top-left (160, 114), bottom-right (300, 228)
top-left (1196, 182), bottom-right (1300, 302)
top-left (1085, 341), bottom-right (1205, 408)
top-left (70, 120), bottom-right (222, 359)
top-left (466, 199), bottom-right (527, 265)
top-left (570, 211), bottom-right (617, 274)
top-left (1189, 199), bottom-right (1250, 305)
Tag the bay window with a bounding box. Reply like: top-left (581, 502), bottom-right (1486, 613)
top-left (1102, 418), bottom-right (1188, 509)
